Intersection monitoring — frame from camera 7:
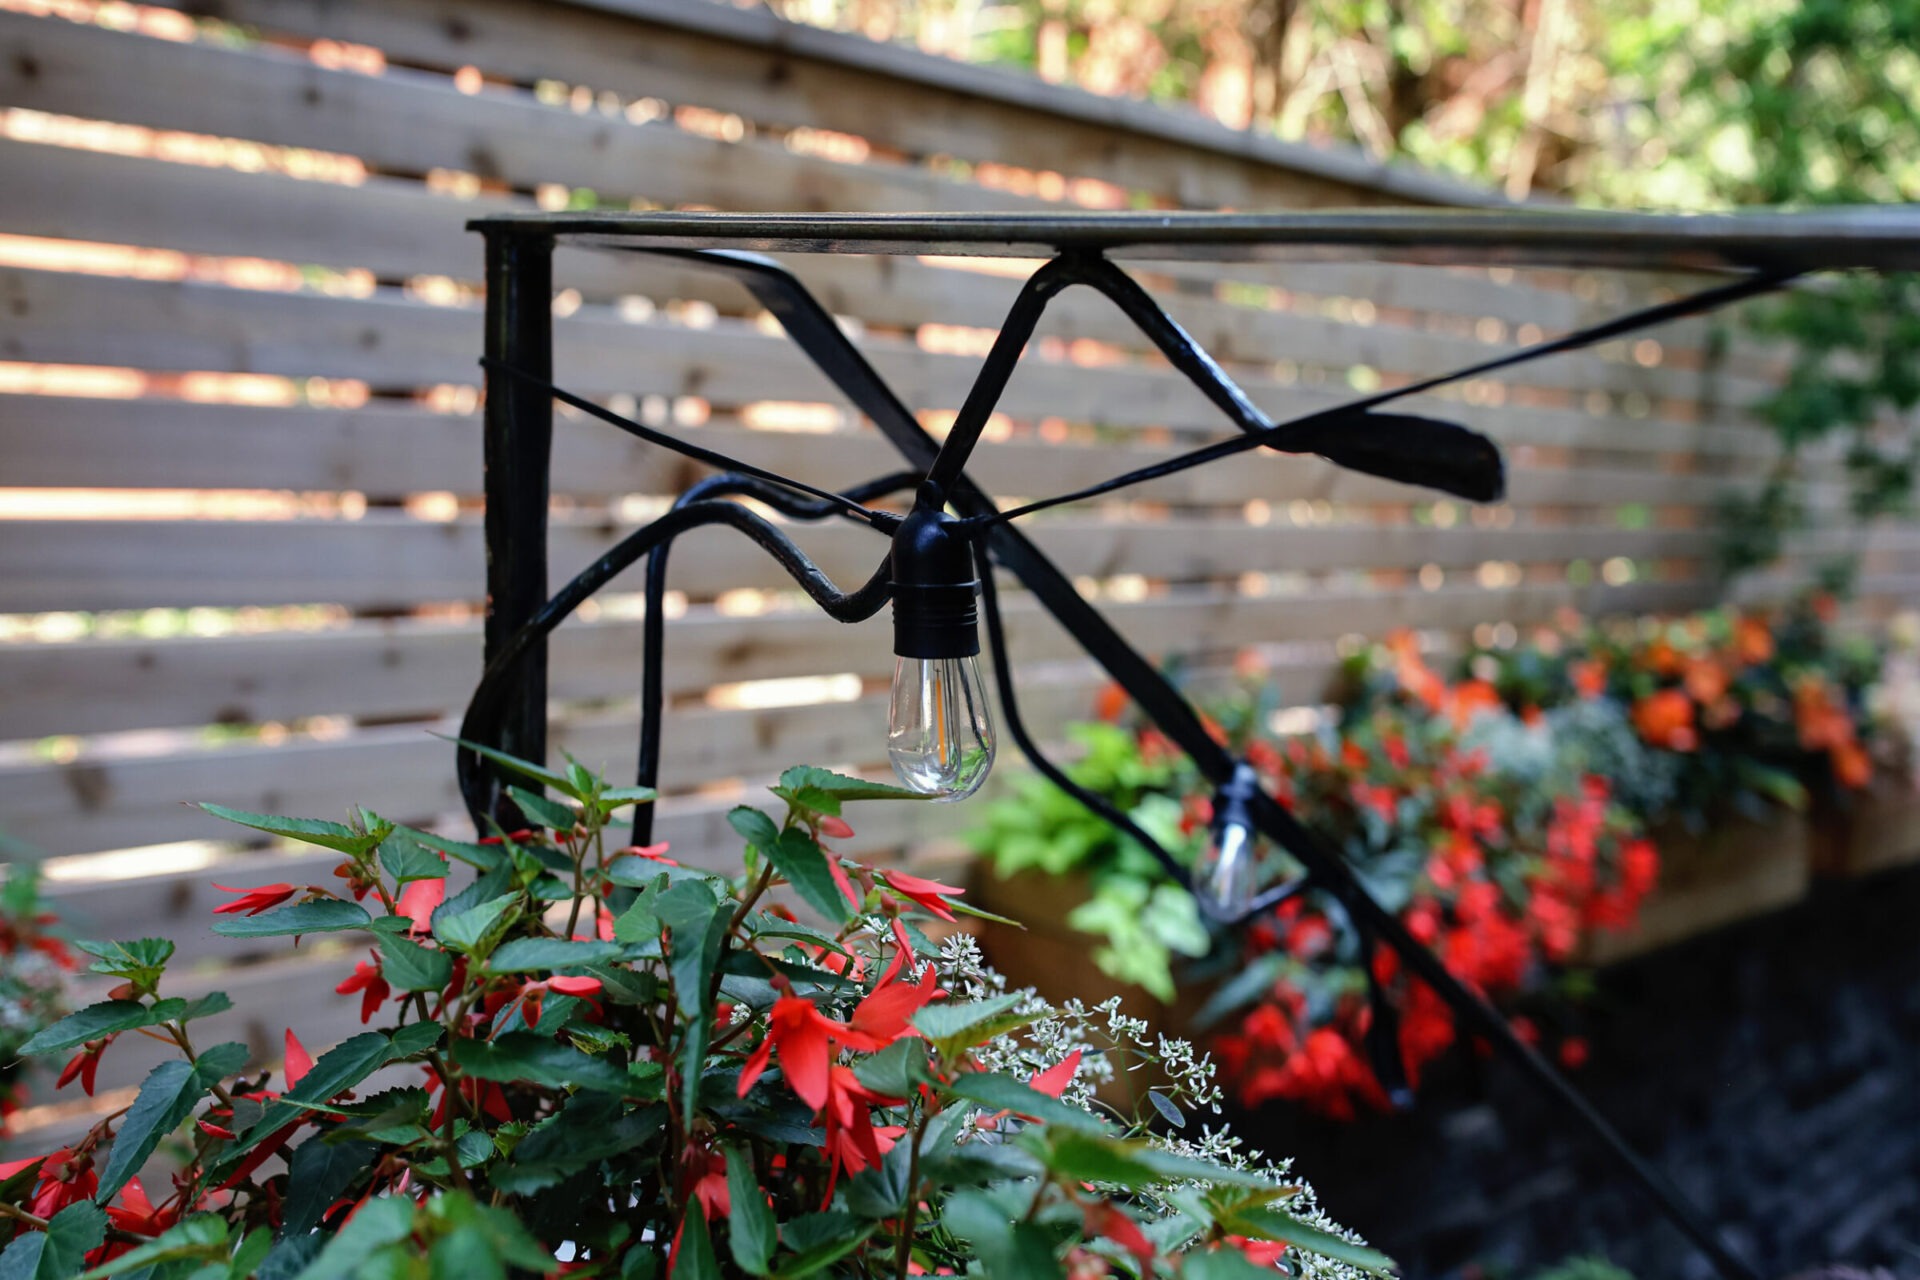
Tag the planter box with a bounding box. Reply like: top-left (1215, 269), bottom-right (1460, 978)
top-left (968, 867), bottom-right (1169, 1032)
top-left (1811, 773), bottom-right (1920, 878)
top-left (1582, 812), bottom-right (1812, 965)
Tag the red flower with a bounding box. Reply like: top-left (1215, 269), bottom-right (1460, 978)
top-left (56, 1039), bottom-right (109, 1096)
top-left (211, 883), bottom-right (297, 916)
top-left (395, 877), bottom-right (446, 936)
top-left (817, 816), bottom-right (855, 841)
top-left (103, 1176), bottom-right (175, 1239)
top-left (1030, 1048), bottom-right (1083, 1099)
top-left (737, 995), bottom-right (881, 1111)
top-left (815, 1065), bottom-right (904, 1198)
top-left (335, 953), bottom-right (391, 1023)
top-left (546, 975), bottom-right (603, 998)
top-left (284, 1028), bottom-right (314, 1089)
top-left (846, 957), bottom-right (940, 1045)
top-left (1559, 1036), bottom-right (1590, 1070)
top-left (879, 870), bottom-right (966, 922)
top-left (1082, 1201), bottom-right (1155, 1271)
top-left (1632, 689), bottom-right (1698, 751)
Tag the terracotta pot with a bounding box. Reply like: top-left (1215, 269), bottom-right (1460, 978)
top-left (1811, 772), bottom-right (1920, 878)
top-left (1581, 811), bottom-right (1812, 965)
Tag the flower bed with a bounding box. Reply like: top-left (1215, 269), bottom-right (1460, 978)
top-left (0, 866), bottom-right (74, 1142)
top-left (971, 596), bottom-right (1883, 1118)
top-left (1, 752), bottom-right (1388, 1278)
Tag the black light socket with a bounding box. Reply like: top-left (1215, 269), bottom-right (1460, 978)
top-left (890, 489), bottom-right (980, 660)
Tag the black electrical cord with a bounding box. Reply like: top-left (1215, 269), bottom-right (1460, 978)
top-left (628, 470), bottom-right (922, 847)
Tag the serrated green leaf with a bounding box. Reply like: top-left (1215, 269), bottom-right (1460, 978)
top-left (449, 1033), bottom-right (633, 1095)
top-left (776, 766), bottom-right (924, 804)
top-left (909, 992), bottom-right (1034, 1052)
top-left (945, 1071), bottom-right (1106, 1134)
top-left (19, 999), bottom-right (178, 1057)
top-left (392, 826), bottom-right (506, 873)
top-left (726, 806), bottom-right (780, 851)
top-left (290, 1194), bottom-right (416, 1280)
top-left (74, 938), bottom-right (174, 982)
top-left (723, 1147), bottom-right (774, 1275)
top-left (506, 786), bottom-right (579, 833)
top-left (279, 1138), bottom-right (377, 1239)
top-left (195, 804), bottom-right (378, 855)
top-left (96, 1042), bottom-right (247, 1202)
top-left (598, 786), bottom-right (658, 807)
top-left (432, 895), bottom-right (517, 957)
top-left (377, 933), bottom-right (453, 992)
top-left (210, 899), bottom-right (370, 939)
top-left (438, 736), bottom-right (578, 799)
top-left (377, 832), bottom-right (447, 884)
top-left (764, 830), bottom-right (853, 926)
top-left (485, 937), bottom-right (623, 974)
top-left (230, 1026), bottom-right (441, 1159)
top-left (1219, 1205), bottom-right (1396, 1276)
top-left (2, 1202), bottom-right (106, 1280)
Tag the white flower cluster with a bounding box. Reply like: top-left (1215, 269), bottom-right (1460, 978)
top-left (933, 934), bottom-right (1375, 1279)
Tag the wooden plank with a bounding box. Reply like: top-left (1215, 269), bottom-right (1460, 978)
top-left (0, 10), bottom-right (1037, 216)
top-left (8, 133), bottom-right (1781, 391)
top-left (0, 138), bottom-right (1769, 406)
top-left (0, 577), bottom-right (1733, 857)
top-left (147, 0), bottom-right (1498, 212)
top-left (0, 513), bottom-right (1736, 613)
top-left (0, 267), bottom-right (1783, 457)
top-left (0, 395), bottom-right (1822, 506)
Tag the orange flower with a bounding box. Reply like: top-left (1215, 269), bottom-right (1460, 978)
top-left (1570, 660), bottom-right (1607, 700)
top-left (1632, 689), bottom-right (1698, 751)
top-left (1734, 616), bottom-right (1774, 665)
top-left (1793, 678), bottom-right (1852, 751)
top-left (1683, 658), bottom-right (1729, 707)
top-left (1093, 681), bottom-right (1128, 723)
top-left (1446, 679), bottom-right (1502, 728)
top-left (1833, 740), bottom-right (1873, 789)
top-left (1385, 630), bottom-right (1448, 713)
top-left (1644, 638), bottom-right (1685, 677)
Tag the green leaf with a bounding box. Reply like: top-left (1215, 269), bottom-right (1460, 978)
top-left (910, 992), bottom-right (1035, 1054)
top-left (211, 899), bottom-right (370, 939)
top-left (292, 1194), bottom-right (416, 1280)
top-left (768, 1213), bottom-right (873, 1279)
top-left (74, 1213), bottom-right (225, 1279)
top-left (495, 1095), bottom-right (665, 1193)
top-left (74, 938), bottom-right (174, 985)
top-left (393, 826), bottom-right (506, 872)
top-left (377, 933), bottom-right (453, 993)
top-left (232, 1026), bottom-right (442, 1157)
top-left (177, 991), bottom-right (234, 1024)
top-left (940, 1191), bottom-right (1063, 1280)
top-left (19, 999), bottom-right (178, 1057)
top-left (775, 766), bottom-right (923, 806)
top-left (1219, 1205), bottom-right (1397, 1276)
top-left (438, 735), bottom-right (579, 799)
top-left (432, 894), bottom-right (517, 957)
top-left (506, 786), bottom-right (578, 833)
top-left (653, 881), bottom-right (727, 1019)
top-left (280, 1138), bottom-right (378, 1238)
top-left (195, 803), bottom-right (378, 855)
top-left (676, 1210), bottom-right (719, 1280)
top-left (764, 829), bottom-right (853, 926)
top-left (945, 1071), bottom-right (1107, 1134)
top-left (1182, 1248), bottom-right (1282, 1280)
top-left (724, 1147), bottom-right (774, 1275)
top-left (97, 1043), bottom-right (248, 1202)
top-left (485, 937), bottom-right (623, 974)
top-left (598, 786), bottom-right (658, 808)
top-left (378, 831), bottom-right (448, 884)
top-left (449, 1033), bottom-right (633, 1095)
top-left (612, 900), bottom-right (660, 947)
top-left (726, 806), bottom-right (780, 851)
top-left (1, 1202), bottom-right (106, 1280)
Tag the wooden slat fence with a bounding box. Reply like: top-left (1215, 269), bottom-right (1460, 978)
top-left (0, 0), bottom-right (1910, 1146)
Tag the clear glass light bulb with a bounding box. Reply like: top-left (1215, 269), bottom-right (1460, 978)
top-left (887, 655), bottom-right (995, 801)
top-left (1194, 820), bottom-right (1254, 920)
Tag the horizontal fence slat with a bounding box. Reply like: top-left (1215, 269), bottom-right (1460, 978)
top-left (0, 395), bottom-right (1827, 509)
top-left (0, 10), bottom-right (1036, 216)
top-left (149, 0), bottom-right (1490, 212)
top-left (0, 514), bottom-right (1745, 613)
top-left (0, 267), bottom-right (1782, 460)
top-left (0, 577), bottom-right (1747, 857)
top-left (0, 136), bottom-right (1772, 407)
